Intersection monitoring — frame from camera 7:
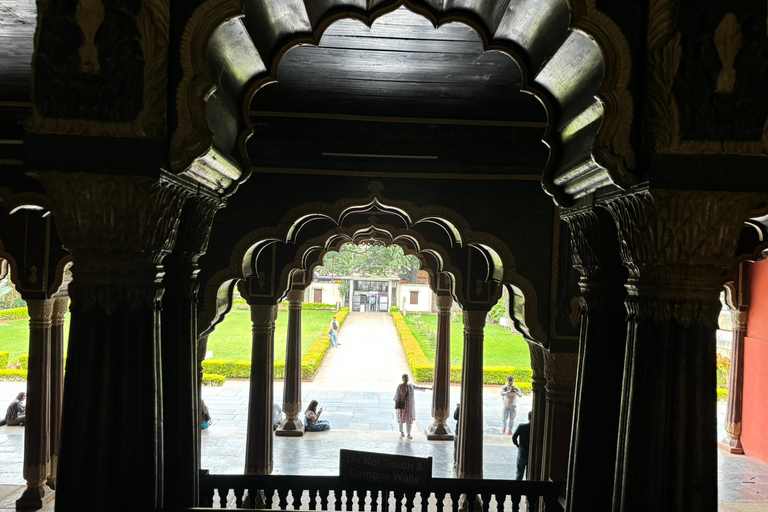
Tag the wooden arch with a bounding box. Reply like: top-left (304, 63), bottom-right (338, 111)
top-left (171, 0), bottom-right (634, 206)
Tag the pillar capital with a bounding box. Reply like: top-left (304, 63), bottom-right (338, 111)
top-left (731, 310), bottom-right (748, 332)
top-left (286, 289), bottom-right (304, 306)
top-left (27, 299), bottom-right (55, 329)
top-left (604, 189), bottom-right (767, 328)
top-left (436, 294), bottom-right (453, 312)
top-left (250, 303), bottom-right (278, 326)
top-left (51, 297), bottom-right (68, 327)
top-left (462, 309), bottom-right (487, 333)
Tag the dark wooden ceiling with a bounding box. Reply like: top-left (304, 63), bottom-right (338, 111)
top-left (0, 0), bottom-right (36, 102)
top-left (251, 8), bottom-right (545, 121)
top-left (249, 8), bottom-right (548, 178)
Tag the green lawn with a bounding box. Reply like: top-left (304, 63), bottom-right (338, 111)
top-left (404, 313), bottom-right (531, 368)
top-left (206, 308), bottom-right (338, 362)
top-left (0, 315), bottom-right (72, 366)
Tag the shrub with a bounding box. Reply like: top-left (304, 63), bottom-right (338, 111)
top-left (302, 303), bottom-right (337, 311)
top-left (716, 354), bottom-right (731, 389)
top-left (389, 306), bottom-right (400, 313)
top-left (391, 312), bottom-right (534, 386)
top-left (0, 369), bottom-right (27, 382)
top-left (202, 373), bottom-right (226, 386)
top-left (19, 354), bottom-right (28, 370)
top-left (198, 309), bottom-right (350, 381)
top-left (0, 351), bottom-right (9, 369)
top-left (340, 307), bottom-right (350, 312)
top-left (717, 388), bottom-right (728, 400)
top-left (0, 307), bottom-right (28, 322)
top-left (201, 359), bottom-right (250, 379)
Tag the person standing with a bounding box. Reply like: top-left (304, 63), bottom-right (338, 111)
top-left (393, 374), bottom-right (430, 439)
top-left (512, 412), bottom-right (531, 479)
top-left (1, 392), bottom-right (26, 426)
top-left (500, 375), bottom-right (522, 434)
top-left (453, 403), bottom-right (461, 467)
top-left (329, 316), bottom-right (340, 347)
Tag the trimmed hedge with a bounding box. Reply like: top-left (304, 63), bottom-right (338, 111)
top-left (391, 311), bottom-right (534, 388)
top-left (199, 309), bottom-right (349, 381)
top-left (0, 351), bottom-right (9, 369)
top-left (203, 373), bottom-right (226, 386)
top-left (0, 369), bottom-right (27, 381)
top-left (0, 307), bottom-right (28, 322)
top-left (717, 388), bottom-right (728, 400)
top-left (19, 354), bottom-right (28, 370)
top-left (390, 306), bottom-right (400, 313)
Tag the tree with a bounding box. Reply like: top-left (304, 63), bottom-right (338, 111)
top-left (315, 243), bottom-right (421, 280)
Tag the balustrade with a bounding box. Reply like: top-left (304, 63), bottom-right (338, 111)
top-left (198, 472), bottom-right (564, 511)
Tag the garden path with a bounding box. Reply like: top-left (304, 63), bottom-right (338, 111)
top-left (311, 312), bottom-right (411, 392)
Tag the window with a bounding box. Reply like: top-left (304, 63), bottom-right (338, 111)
top-left (314, 289), bottom-right (323, 303)
top-left (410, 291), bottom-right (419, 305)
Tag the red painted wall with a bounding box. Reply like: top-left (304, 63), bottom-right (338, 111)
top-left (742, 258), bottom-right (768, 465)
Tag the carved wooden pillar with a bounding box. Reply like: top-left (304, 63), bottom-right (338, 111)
top-left (245, 304), bottom-right (278, 474)
top-left (46, 296), bottom-right (68, 491)
top-left (720, 308), bottom-right (747, 453)
top-left (526, 342), bottom-right (547, 483)
top-left (562, 209), bottom-right (627, 512)
top-left (35, 172), bottom-right (188, 512)
top-left (456, 310), bottom-right (486, 478)
top-left (605, 190), bottom-right (764, 512)
top-left (540, 351), bottom-right (577, 482)
top-left (427, 294), bottom-right (454, 440)
top-left (276, 289), bottom-right (304, 436)
top-left (161, 196), bottom-right (222, 507)
top-left (16, 299), bottom-right (54, 510)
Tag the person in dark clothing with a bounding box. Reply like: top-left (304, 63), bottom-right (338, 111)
top-left (1, 392), bottom-right (27, 426)
top-left (512, 411), bottom-right (531, 480)
top-left (453, 403), bottom-right (460, 467)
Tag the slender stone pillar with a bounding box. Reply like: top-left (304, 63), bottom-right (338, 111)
top-left (720, 309), bottom-right (748, 454)
top-left (276, 290), bottom-right (304, 436)
top-left (46, 296), bottom-right (68, 491)
top-left (540, 351), bottom-right (577, 482)
top-left (35, 172), bottom-right (189, 512)
top-left (245, 304), bottom-right (278, 474)
top-left (456, 310), bottom-right (486, 478)
top-left (16, 299), bottom-right (54, 510)
top-left (605, 190), bottom-right (763, 512)
top-left (563, 209), bottom-right (627, 512)
top-left (427, 294), bottom-right (454, 440)
top-left (526, 343), bottom-right (547, 483)
top-left (162, 196), bottom-right (221, 508)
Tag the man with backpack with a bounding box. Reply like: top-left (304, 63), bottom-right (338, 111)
top-left (329, 316), bottom-right (340, 347)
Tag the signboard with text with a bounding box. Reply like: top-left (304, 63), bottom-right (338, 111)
top-left (339, 449), bottom-right (432, 490)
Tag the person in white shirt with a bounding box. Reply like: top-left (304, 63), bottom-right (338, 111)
top-left (500, 375), bottom-right (522, 435)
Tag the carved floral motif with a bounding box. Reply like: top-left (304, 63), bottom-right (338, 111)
top-left (604, 189), bottom-right (768, 327)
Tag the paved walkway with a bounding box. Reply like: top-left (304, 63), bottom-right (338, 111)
top-left (1, 310), bottom-right (768, 509)
top-left (312, 312), bottom-right (411, 391)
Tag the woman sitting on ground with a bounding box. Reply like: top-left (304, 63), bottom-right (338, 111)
top-left (1, 392), bottom-right (27, 426)
top-left (304, 400), bottom-right (330, 432)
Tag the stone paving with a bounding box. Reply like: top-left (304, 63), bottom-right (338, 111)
top-left (1, 312), bottom-right (768, 510)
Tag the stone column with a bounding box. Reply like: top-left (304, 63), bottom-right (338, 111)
top-left (540, 351), bottom-right (577, 482)
top-left (46, 296), bottom-right (68, 491)
top-left (426, 294), bottom-right (454, 440)
top-left (162, 196), bottom-right (221, 508)
top-left (526, 343), bottom-right (547, 483)
top-left (276, 290), bottom-right (304, 436)
top-left (605, 190), bottom-right (764, 512)
top-left (245, 304), bottom-right (278, 474)
top-left (16, 299), bottom-right (54, 510)
top-left (562, 209), bottom-right (627, 512)
top-left (720, 308), bottom-right (748, 453)
top-left (35, 172), bottom-right (189, 512)
top-left (456, 310), bottom-right (486, 478)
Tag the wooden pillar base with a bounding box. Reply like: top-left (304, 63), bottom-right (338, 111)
top-left (16, 485), bottom-right (54, 510)
top-left (425, 422), bottom-right (454, 440)
top-left (275, 417), bottom-right (305, 437)
top-left (719, 437), bottom-right (744, 455)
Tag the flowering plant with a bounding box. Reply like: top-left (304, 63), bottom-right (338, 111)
top-left (716, 354), bottom-right (731, 389)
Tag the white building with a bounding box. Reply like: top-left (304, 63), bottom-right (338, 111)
top-left (307, 273), bottom-right (435, 313)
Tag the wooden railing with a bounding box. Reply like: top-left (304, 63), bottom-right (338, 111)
top-left (199, 471), bottom-right (565, 511)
